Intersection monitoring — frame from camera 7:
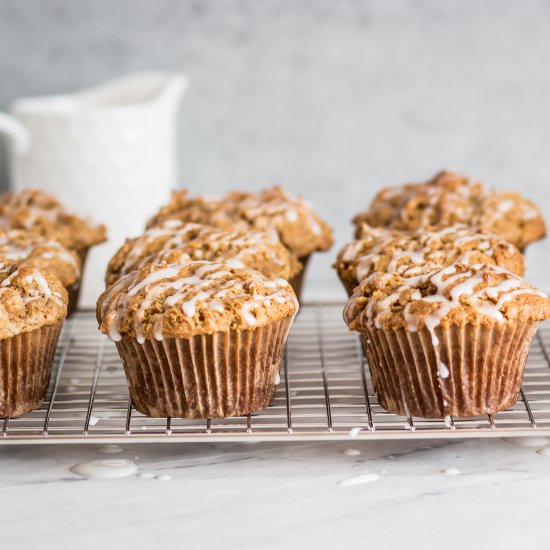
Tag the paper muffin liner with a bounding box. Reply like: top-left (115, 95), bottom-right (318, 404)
top-left (288, 255), bottom-right (311, 301)
top-left (66, 247), bottom-right (89, 316)
top-left (360, 320), bottom-right (539, 418)
top-left (115, 317), bottom-right (294, 418)
top-left (0, 321), bottom-right (64, 418)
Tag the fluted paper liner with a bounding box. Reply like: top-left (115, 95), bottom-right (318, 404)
top-left (361, 320), bottom-right (539, 418)
top-left (115, 317), bottom-right (293, 418)
top-left (288, 255), bottom-right (311, 301)
top-left (0, 322), bottom-right (63, 418)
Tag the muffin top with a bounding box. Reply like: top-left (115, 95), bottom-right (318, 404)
top-left (97, 261), bottom-right (299, 342)
top-left (352, 171), bottom-right (546, 249)
top-left (344, 263), bottom-right (550, 339)
top-left (0, 229), bottom-right (81, 288)
top-left (146, 186), bottom-right (333, 258)
top-left (0, 263), bottom-right (68, 338)
top-left (336, 223), bottom-right (525, 292)
top-left (0, 189), bottom-right (107, 251)
top-left (106, 220), bottom-right (301, 287)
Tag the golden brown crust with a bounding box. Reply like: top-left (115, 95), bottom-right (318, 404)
top-left (0, 189), bottom-right (106, 251)
top-left (352, 171), bottom-right (546, 249)
top-left (335, 224), bottom-right (525, 294)
top-left (146, 186), bottom-right (333, 257)
top-left (97, 261), bottom-right (298, 341)
top-left (105, 221), bottom-right (301, 287)
top-left (344, 263), bottom-right (550, 334)
top-left (0, 229), bottom-right (81, 288)
top-left (0, 263), bottom-right (68, 338)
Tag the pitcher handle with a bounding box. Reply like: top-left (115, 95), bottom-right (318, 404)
top-left (0, 112), bottom-right (30, 156)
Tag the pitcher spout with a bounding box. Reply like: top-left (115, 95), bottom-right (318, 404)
top-left (75, 71), bottom-right (189, 111)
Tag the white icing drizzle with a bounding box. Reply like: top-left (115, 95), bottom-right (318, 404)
top-left (345, 262), bottom-right (549, 385)
top-left (355, 173), bottom-right (542, 251)
top-left (99, 261), bottom-right (298, 342)
top-left (149, 186), bottom-right (329, 253)
top-left (341, 223), bottom-right (518, 289)
top-left (113, 222), bottom-right (290, 281)
top-left (0, 266), bottom-right (65, 307)
top-left (0, 232), bottom-right (80, 276)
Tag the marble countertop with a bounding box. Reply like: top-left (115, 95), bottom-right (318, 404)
top-left (2, 437), bottom-right (550, 549)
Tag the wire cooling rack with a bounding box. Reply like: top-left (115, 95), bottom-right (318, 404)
top-left (2, 304), bottom-right (550, 444)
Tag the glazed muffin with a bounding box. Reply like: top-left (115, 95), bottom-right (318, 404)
top-left (352, 171), bottom-right (546, 250)
top-left (105, 220), bottom-right (301, 288)
top-left (344, 263), bottom-right (550, 418)
top-left (335, 224), bottom-right (525, 295)
top-left (97, 261), bottom-right (298, 418)
top-left (0, 229), bottom-right (81, 315)
top-left (146, 186), bottom-right (333, 297)
top-left (0, 263), bottom-right (68, 417)
top-left (0, 189), bottom-right (106, 311)
top-left (0, 189), bottom-right (106, 253)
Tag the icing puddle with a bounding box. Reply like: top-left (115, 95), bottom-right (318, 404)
top-left (338, 473), bottom-right (380, 487)
top-left (341, 448), bottom-right (361, 456)
top-left (70, 459), bottom-right (138, 479)
top-left (97, 445), bottom-right (124, 455)
top-left (441, 467), bottom-right (461, 476)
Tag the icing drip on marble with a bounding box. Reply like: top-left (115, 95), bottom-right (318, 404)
top-left (70, 459), bottom-right (138, 479)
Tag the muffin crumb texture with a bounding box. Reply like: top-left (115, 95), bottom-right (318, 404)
top-left (0, 263), bottom-right (68, 339)
top-left (352, 171), bottom-right (546, 249)
top-left (336, 223), bottom-right (525, 293)
top-left (98, 261), bottom-right (299, 342)
top-left (146, 186), bottom-right (333, 257)
top-left (0, 229), bottom-right (81, 288)
top-left (344, 263), bottom-right (550, 340)
top-left (106, 221), bottom-right (301, 287)
top-left (0, 188), bottom-right (106, 251)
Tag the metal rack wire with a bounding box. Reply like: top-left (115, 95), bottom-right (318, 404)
top-left (2, 303), bottom-right (550, 444)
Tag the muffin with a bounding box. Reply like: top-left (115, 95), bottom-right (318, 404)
top-left (146, 186), bottom-right (333, 297)
top-left (335, 223), bottom-right (525, 295)
top-left (352, 171), bottom-right (546, 250)
top-left (105, 220), bottom-right (301, 288)
top-left (97, 261), bottom-right (298, 418)
top-left (0, 263), bottom-right (68, 417)
top-left (0, 188), bottom-right (107, 309)
top-left (0, 229), bottom-right (81, 315)
top-left (344, 263), bottom-right (550, 418)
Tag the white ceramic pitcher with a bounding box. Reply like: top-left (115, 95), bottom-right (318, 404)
top-left (0, 72), bottom-right (188, 306)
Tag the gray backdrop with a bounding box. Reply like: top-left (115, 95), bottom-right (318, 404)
top-left (1, 0), bottom-right (549, 296)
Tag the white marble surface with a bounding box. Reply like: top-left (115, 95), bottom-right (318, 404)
top-left (1, 438), bottom-right (550, 549)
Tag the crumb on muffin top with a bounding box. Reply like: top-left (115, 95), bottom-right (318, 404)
top-left (0, 263), bottom-right (68, 339)
top-left (105, 220), bottom-right (302, 287)
top-left (344, 263), bottom-right (550, 340)
top-left (335, 223), bottom-right (525, 293)
top-left (146, 186), bottom-right (333, 258)
top-left (352, 171), bottom-right (546, 249)
top-left (0, 229), bottom-right (81, 288)
top-left (97, 261), bottom-right (299, 342)
top-left (0, 189), bottom-right (107, 251)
